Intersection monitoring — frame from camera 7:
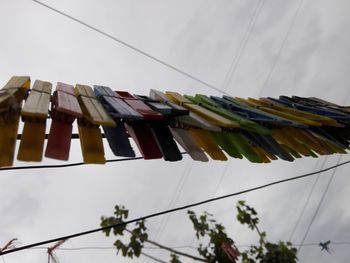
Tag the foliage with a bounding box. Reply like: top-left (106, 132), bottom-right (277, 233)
top-left (100, 201), bottom-right (298, 263)
top-left (100, 205), bottom-right (148, 258)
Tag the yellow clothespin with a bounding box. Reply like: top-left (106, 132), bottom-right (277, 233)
top-left (0, 76), bottom-right (30, 167)
top-left (189, 129), bottom-right (228, 161)
top-left (17, 80), bottom-right (52, 161)
top-left (75, 84), bottom-right (116, 164)
top-left (165, 91), bottom-right (239, 128)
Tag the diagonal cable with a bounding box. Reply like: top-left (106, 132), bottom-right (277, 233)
top-left (31, 0), bottom-right (231, 96)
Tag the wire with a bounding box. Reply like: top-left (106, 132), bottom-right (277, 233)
top-left (25, 240), bottom-right (350, 251)
top-left (222, 0), bottom-right (265, 93)
top-left (1, 159), bottom-right (349, 256)
top-left (31, 0), bottom-right (231, 96)
top-left (259, 0), bottom-right (304, 96)
top-left (288, 157), bottom-right (327, 241)
top-left (297, 155), bottom-right (342, 252)
top-left (0, 152), bottom-right (188, 172)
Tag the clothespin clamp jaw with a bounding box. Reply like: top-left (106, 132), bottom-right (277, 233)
top-left (18, 80), bottom-right (52, 162)
top-left (45, 82), bottom-right (83, 161)
top-left (0, 76), bottom-right (30, 167)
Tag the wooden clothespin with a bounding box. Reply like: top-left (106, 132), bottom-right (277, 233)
top-left (45, 82), bottom-right (83, 160)
top-left (17, 80), bottom-right (52, 161)
top-left (0, 76), bottom-right (30, 167)
top-left (75, 84), bottom-right (116, 164)
top-left (94, 85), bottom-right (142, 157)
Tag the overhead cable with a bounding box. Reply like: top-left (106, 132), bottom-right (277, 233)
top-left (1, 159), bottom-right (349, 256)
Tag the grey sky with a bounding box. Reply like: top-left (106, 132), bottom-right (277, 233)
top-left (1, 0), bottom-right (350, 262)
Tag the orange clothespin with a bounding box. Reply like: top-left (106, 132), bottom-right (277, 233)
top-left (0, 76), bottom-right (30, 167)
top-left (17, 80), bottom-right (52, 161)
top-left (75, 84), bottom-right (116, 164)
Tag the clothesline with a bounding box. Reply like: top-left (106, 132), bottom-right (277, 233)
top-left (0, 76), bottom-right (349, 167)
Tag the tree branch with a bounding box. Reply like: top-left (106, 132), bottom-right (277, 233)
top-left (141, 251), bottom-right (168, 263)
top-left (125, 229), bottom-right (206, 262)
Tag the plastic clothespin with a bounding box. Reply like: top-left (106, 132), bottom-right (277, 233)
top-left (115, 91), bottom-right (163, 160)
top-left (151, 89), bottom-right (221, 132)
top-left (279, 96), bottom-right (350, 122)
top-left (307, 97), bottom-right (350, 114)
top-left (193, 94), bottom-right (270, 135)
top-left (149, 89), bottom-right (208, 162)
top-left (258, 97), bottom-right (342, 127)
top-left (226, 96), bottom-right (307, 128)
top-left (166, 91), bottom-right (239, 128)
top-left (0, 76), bottom-right (30, 167)
top-left (18, 80), bottom-right (52, 161)
top-left (75, 84), bottom-right (116, 164)
top-left (135, 94), bottom-right (186, 162)
top-left (94, 85), bottom-right (143, 157)
top-left (189, 129), bottom-right (228, 161)
top-left (164, 92), bottom-right (229, 160)
top-left (45, 82), bottom-right (83, 160)
top-left (243, 97), bottom-right (323, 127)
top-left (117, 91), bottom-right (183, 161)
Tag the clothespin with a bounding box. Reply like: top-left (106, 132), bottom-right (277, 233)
top-left (117, 91), bottom-right (184, 161)
top-left (149, 90), bottom-right (208, 161)
top-left (211, 96), bottom-right (295, 127)
top-left (75, 84), bottom-right (116, 164)
top-left (166, 91), bottom-right (239, 128)
top-left (225, 96), bottom-right (307, 128)
top-left (135, 94), bottom-right (188, 161)
top-left (308, 97), bottom-right (350, 114)
top-left (0, 76), bottom-right (30, 167)
top-left (279, 96), bottom-right (350, 122)
top-left (192, 94), bottom-right (270, 135)
top-left (164, 91), bottom-right (231, 161)
top-left (221, 241), bottom-right (240, 262)
top-left (115, 91), bottom-right (163, 160)
top-left (243, 97), bottom-right (323, 127)
top-left (240, 131), bottom-right (294, 162)
top-left (258, 97), bottom-right (343, 127)
top-left (94, 85), bottom-right (143, 157)
top-left (17, 80), bottom-right (52, 161)
top-left (45, 82), bottom-right (83, 160)
top-left (150, 89), bottom-right (221, 131)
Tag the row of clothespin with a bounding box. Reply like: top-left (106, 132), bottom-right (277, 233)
top-left (0, 76), bottom-right (349, 167)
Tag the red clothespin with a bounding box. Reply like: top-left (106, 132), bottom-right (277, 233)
top-left (221, 241), bottom-right (240, 262)
top-left (45, 82), bottom-right (83, 160)
top-left (116, 91), bottom-right (163, 159)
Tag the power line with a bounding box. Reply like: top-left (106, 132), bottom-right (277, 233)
top-left (222, 0), bottom-right (265, 93)
top-left (298, 155), bottom-right (342, 252)
top-left (1, 159), bottom-right (349, 256)
top-left (259, 0), bottom-right (304, 96)
top-left (0, 152), bottom-right (187, 172)
top-left (31, 0), bottom-right (231, 96)
top-left (23, 240), bottom-right (350, 251)
top-left (288, 157), bottom-right (327, 241)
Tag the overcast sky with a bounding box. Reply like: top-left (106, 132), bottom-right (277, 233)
top-left (1, 0), bottom-right (350, 262)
